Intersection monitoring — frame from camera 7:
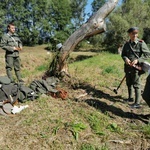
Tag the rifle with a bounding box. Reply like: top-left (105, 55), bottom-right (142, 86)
top-left (113, 75), bottom-right (126, 94)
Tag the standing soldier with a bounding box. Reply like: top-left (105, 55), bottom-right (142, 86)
top-left (121, 27), bottom-right (150, 108)
top-left (0, 22), bottom-right (24, 83)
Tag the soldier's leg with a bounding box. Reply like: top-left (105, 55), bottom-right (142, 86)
top-left (14, 57), bottom-right (22, 81)
top-left (133, 72), bottom-right (141, 105)
top-left (126, 72), bottom-right (133, 100)
top-left (128, 86), bottom-right (133, 99)
top-left (135, 88), bottom-right (141, 104)
top-left (5, 56), bottom-right (14, 82)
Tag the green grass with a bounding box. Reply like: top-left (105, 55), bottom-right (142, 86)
top-left (142, 124), bottom-right (150, 138)
top-left (1, 48), bottom-right (150, 150)
top-left (69, 52), bottom-right (124, 90)
top-left (36, 64), bottom-right (48, 71)
top-left (64, 121), bottom-right (87, 140)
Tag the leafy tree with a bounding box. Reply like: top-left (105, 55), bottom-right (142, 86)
top-left (104, 11), bottom-right (129, 52)
top-left (70, 0), bottom-right (87, 30)
top-left (0, 7), bottom-right (5, 38)
top-left (91, 0), bottom-right (107, 14)
top-left (103, 0), bottom-right (150, 53)
top-left (0, 0), bottom-right (52, 45)
top-left (0, 0), bottom-right (90, 47)
top-left (19, 0), bottom-right (52, 45)
top-left (143, 28), bottom-right (150, 44)
top-left (49, 0), bottom-right (72, 44)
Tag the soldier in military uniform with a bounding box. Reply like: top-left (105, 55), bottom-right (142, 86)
top-left (121, 27), bottom-right (150, 108)
top-left (0, 22), bottom-right (24, 83)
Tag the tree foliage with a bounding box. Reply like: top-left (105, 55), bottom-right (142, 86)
top-left (0, 0), bottom-right (150, 50)
top-left (71, 0), bottom-right (87, 30)
top-left (0, 6), bottom-right (5, 38)
top-left (0, 0), bottom-right (87, 46)
top-left (0, 0), bottom-right (52, 45)
top-left (91, 0), bottom-right (107, 14)
top-left (103, 0), bottom-right (150, 52)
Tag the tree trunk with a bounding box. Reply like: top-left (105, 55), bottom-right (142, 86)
top-left (49, 0), bottom-right (119, 77)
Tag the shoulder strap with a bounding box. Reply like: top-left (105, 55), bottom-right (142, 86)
top-left (7, 33), bottom-right (18, 47)
top-left (138, 39), bottom-right (143, 43)
top-left (128, 42), bottom-right (139, 59)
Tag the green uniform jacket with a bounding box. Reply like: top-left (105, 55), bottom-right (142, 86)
top-left (0, 33), bottom-right (22, 57)
top-left (121, 39), bottom-right (150, 72)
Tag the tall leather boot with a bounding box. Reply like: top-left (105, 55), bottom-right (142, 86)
top-left (130, 88), bottom-right (141, 109)
top-left (15, 70), bottom-right (23, 82)
top-left (135, 88), bottom-right (141, 105)
top-left (128, 86), bottom-right (134, 99)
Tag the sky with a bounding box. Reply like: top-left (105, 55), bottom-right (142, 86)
top-left (85, 0), bottom-right (93, 16)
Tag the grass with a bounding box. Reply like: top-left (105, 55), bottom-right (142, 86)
top-left (0, 46), bottom-right (150, 150)
top-left (142, 124), bottom-right (150, 138)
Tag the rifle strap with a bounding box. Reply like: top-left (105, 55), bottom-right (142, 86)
top-left (7, 33), bottom-right (18, 47)
top-left (128, 42), bottom-right (140, 59)
top-left (128, 42), bottom-right (143, 71)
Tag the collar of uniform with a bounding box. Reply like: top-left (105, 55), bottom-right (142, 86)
top-left (7, 32), bottom-right (16, 37)
top-left (130, 39), bottom-right (139, 44)
top-left (134, 39), bottom-right (139, 44)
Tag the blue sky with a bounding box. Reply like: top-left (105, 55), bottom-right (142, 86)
top-left (85, 0), bottom-right (93, 16)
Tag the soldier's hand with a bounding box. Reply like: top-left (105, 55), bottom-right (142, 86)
top-left (14, 47), bottom-right (22, 51)
top-left (131, 59), bottom-right (138, 66)
top-left (125, 58), bottom-right (131, 65)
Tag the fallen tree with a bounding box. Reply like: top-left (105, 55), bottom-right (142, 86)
top-left (47, 0), bottom-right (119, 78)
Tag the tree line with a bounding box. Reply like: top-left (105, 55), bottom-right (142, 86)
top-left (0, 0), bottom-right (87, 47)
top-left (0, 0), bottom-right (150, 52)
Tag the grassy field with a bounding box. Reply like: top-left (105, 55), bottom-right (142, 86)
top-left (0, 45), bottom-right (150, 150)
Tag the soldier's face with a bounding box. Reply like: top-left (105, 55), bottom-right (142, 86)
top-left (8, 25), bottom-right (15, 34)
top-left (129, 31), bottom-right (138, 41)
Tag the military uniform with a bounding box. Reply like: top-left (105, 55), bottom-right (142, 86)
top-left (1, 32), bottom-right (22, 82)
top-left (142, 74), bottom-right (150, 107)
top-left (122, 38), bottom-right (150, 106)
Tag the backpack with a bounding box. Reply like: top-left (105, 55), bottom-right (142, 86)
top-left (0, 76), bottom-right (19, 115)
top-left (18, 84), bottom-right (39, 103)
top-left (29, 77), bottom-right (59, 95)
top-left (0, 76), bottom-right (19, 104)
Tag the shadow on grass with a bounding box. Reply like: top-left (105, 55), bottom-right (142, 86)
top-left (75, 82), bottom-right (149, 124)
top-left (74, 81), bottom-right (122, 103)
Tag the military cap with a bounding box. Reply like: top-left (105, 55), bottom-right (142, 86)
top-left (56, 43), bottom-right (62, 50)
top-left (127, 27), bottom-right (139, 33)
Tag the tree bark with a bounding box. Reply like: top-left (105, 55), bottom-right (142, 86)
top-left (49, 0), bottom-right (119, 77)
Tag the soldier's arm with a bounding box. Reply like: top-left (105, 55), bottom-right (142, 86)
top-left (121, 44), bottom-right (127, 61)
top-left (16, 35), bottom-right (23, 50)
top-left (138, 41), bottom-right (150, 63)
top-left (121, 43), bottom-right (131, 65)
top-left (0, 35), bottom-right (14, 52)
